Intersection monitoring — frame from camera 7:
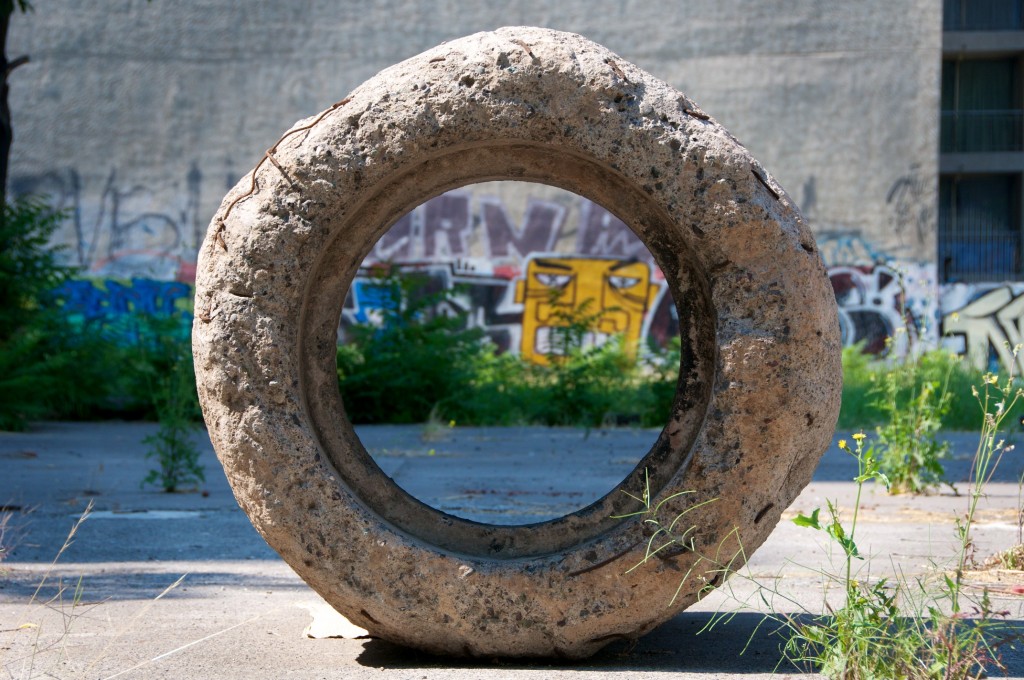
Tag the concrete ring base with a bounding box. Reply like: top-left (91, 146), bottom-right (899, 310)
top-left (192, 26), bottom-right (842, 658)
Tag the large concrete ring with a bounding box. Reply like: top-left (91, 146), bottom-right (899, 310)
top-left (193, 26), bottom-right (841, 658)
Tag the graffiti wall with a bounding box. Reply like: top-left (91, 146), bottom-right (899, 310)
top-left (816, 228), bottom-right (1024, 375)
top-left (26, 177), bottom-right (951, 365)
top-left (26, 167), bottom-right (1010, 371)
top-left (342, 183), bottom-right (676, 363)
top-left (51, 278), bottom-right (194, 341)
top-left (12, 164), bottom-right (204, 284)
top-left (808, 231), bottom-right (937, 357)
top-left (941, 284), bottom-right (1024, 374)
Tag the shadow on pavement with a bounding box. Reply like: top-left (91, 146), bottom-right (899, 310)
top-left (355, 611), bottom-right (802, 674)
top-left (355, 610), bottom-right (1024, 676)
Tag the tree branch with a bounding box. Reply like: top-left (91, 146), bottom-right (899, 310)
top-left (5, 53), bottom-right (27, 78)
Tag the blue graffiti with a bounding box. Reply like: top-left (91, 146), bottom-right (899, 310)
top-left (349, 280), bottom-right (399, 324)
top-left (51, 278), bottom-right (194, 342)
top-left (54, 278), bottom-right (192, 320)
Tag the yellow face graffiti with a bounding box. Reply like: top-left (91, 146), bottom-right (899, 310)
top-left (514, 256), bottom-right (660, 364)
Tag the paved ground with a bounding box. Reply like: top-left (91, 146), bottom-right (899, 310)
top-left (1, 421), bottom-right (1023, 679)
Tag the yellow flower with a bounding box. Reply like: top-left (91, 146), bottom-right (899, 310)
top-left (852, 432), bottom-right (866, 442)
top-left (838, 439), bottom-right (848, 450)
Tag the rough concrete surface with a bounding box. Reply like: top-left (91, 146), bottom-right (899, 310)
top-left (192, 27), bottom-right (840, 656)
top-left (2, 421), bottom-right (1024, 678)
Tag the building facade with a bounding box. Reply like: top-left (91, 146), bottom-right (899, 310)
top-left (938, 0), bottom-right (1024, 372)
top-left (20, 1), bottom-right (1020, 368)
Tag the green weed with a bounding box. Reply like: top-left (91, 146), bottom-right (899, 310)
top-left (0, 196), bottom-right (199, 430)
top-left (839, 343), bottom-right (1018, 434)
top-left (622, 367), bottom-right (1023, 678)
top-left (780, 433), bottom-right (1015, 679)
top-left (871, 346), bottom-right (955, 495)
top-left (983, 545), bottom-right (1024, 571)
top-left (0, 196), bottom-right (74, 344)
top-left (141, 341), bottom-right (204, 493)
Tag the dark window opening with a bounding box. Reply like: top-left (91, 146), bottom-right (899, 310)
top-left (939, 174), bottom-right (1022, 282)
top-left (941, 58), bottom-right (1023, 153)
top-left (944, 0), bottom-right (1024, 30)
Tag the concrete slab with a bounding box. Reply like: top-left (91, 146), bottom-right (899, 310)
top-left (1, 421), bottom-right (1023, 678)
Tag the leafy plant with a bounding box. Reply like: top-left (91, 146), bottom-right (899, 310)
top-left (786, 359), bottom-right (1024, 678)
top-left (0, 197), bottom-right (78, 430)
top-left (872, 349), bottom-right (954, 495)
top-left (955, 362), bottom-right (1024, 589)
top-left (336, 266), bottom-right (681, 428)
top-left (141, 339), bottom-right (204, 492)
top-left (531, 295), bottom-right (650, 427)
top-left (542, 294), bottom-right (614, 361)
top-left (838, 344), bottom-right (1001, 433)
top-left (338, 264), bottom-right (489, 424)
top-left (781, 424), bottom-right (1019, 677)
top-left (0, 196), bottom-right (73, 342)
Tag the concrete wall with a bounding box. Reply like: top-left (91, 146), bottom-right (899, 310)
top-left (8, 1), bottom-right (944, 359)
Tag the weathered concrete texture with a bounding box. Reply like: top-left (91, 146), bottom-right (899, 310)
top-left (193, 27), bottom-right (842, 657)
top-left (8, 1), bottom-right (940, 277)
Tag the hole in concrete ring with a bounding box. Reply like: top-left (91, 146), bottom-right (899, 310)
top-left (336, 181), bottom-right (683, 526)
top-left (300, 141), bottom-right (715, 559)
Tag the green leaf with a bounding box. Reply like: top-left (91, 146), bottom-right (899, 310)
top-left (792, 508), bottom-right (821, 530)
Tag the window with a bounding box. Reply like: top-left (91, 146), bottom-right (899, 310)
top-left (944, 0), bottom-right (1024, 30)
top-left (941, 58), bottom-right (1023, 152)
top-left (939, 175), bottom-right (1021, 281)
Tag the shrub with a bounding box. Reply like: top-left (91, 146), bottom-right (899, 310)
top-left (0, 197), bottom-right (76, 430)
top-left (337, 266), bottom-right (681, 428)
top-left (0, 196), bottom-right (74, 343)
top-left (337, 265), bottom-right (489, 424)
top-left (838, 343), bottom-right (1008, 434)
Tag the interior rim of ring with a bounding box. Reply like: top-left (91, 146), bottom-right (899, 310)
top-left (299, 140), bottom-right (716, 559)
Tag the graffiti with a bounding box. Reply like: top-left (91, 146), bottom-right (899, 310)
top-left (817, 229), bottom-right (938, 355)
top-left (514, 256), bottom-right (661, 364)
top-left (941, 284), bottom-right (1024, 374)
top-left (801, 176), bottom-right (817, 216)
top-left (482, 196), bottom-right (565, 259)
top-left (352, 198), bottom-right (950, 362)
top-left (342, 256), bottom-right (672, 364)
top-left (574, 202), bottom-right (654, 263)
top-left (365, 191), bottom-right (656, 270)
top-left (342, 261), bottom-right (524, 353)
top-left (817, 231), bottom-right (887, 268)
top-left (372, 193), bottom-right (475, 261)
top-left (52, 278), bottom-right (194, 341)
top-left (887, 164), bottom-right (933, 247)
top-left (11, 164), bottom-right (203, 282)
top-left (829, 265), bottom-right (914, 356)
